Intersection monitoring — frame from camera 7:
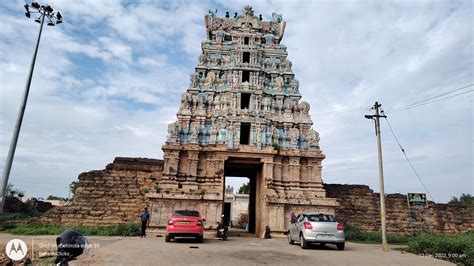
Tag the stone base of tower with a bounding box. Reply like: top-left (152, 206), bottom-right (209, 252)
top-left (146, 197), bottom-right (338, 238)
top-left (152, 142), bottom-right (339, 238)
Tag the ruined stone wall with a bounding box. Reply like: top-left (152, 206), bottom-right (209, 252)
top-left (38, 157), bottom-right (163, 227)
top-left (36, 158), bottom-right (472, 235)
top-left (325, 184), bottom-right (473, 235)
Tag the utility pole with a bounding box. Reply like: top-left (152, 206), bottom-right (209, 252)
top-left (365, 101), bottom-right (389, 252)
top-left (0, 2), bottom-right (62, 213)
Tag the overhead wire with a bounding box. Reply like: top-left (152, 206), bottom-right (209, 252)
top-left (386, 84), bottom-right (473, 113)
top-left (381, 109), bottom-right (436, 202)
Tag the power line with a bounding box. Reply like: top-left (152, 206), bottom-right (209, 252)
top-left (381, 111), bottom-right (436, 202)
top-left (386, 84), bottom-right (473, 113)
top-left (388, 89), bottom-right (473, 113)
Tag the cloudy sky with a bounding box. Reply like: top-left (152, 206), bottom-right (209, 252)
top-left (0, 0), bottom-right (472, 203)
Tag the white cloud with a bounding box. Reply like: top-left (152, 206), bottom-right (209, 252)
top-left (0, 1), bottom-right (472, 203)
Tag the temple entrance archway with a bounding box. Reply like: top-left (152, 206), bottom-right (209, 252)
top-left (224, 157), bottom-right (262, 235)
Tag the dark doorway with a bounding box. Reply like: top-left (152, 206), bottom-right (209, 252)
top-left (242, 71), bottom-right (250, 83)
top-left (240, 123), bottom-right (250, 145)
top-left (244, 36), bottom-right (250, 45)
top-left (243, 52), bottom-right (250, 63)
top-left (241, 93), bottom-right (250, 109)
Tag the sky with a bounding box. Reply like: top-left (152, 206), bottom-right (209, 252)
top-left (0, 0), bottom-right (472, 203)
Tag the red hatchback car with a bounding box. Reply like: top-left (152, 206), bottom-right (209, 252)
top-left (165, 210), bottom-right (205, 243)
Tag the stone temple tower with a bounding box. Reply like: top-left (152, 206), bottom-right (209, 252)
top-left (149, 6), bottom-right (338, 237)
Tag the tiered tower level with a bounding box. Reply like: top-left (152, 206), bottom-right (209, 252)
top-left (152, 6), bottom-right (338, 237)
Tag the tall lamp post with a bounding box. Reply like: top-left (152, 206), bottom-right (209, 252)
top-left (0, 2), bottom-right (62, 213)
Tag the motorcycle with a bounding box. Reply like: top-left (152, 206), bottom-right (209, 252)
top-left (216, 215), bottom-right (228, 240)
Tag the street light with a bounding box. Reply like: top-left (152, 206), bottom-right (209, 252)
top-left (0, 2), bottom-right (63, 213)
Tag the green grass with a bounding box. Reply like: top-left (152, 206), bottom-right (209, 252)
top-left (0, 212), bottom-right (40, 224)
top-left (345, 226), bottom-right (473, 265)
top-left (344, 225), bottom-right (413, 244)
top-left (1, 222), bottom-right (141, 237)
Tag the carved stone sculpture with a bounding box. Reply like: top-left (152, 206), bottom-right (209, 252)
top-left (205, 71), bottom-right (216, 86)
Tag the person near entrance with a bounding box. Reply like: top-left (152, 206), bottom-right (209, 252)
top-left (140, 207), bottom-right (150, 238)
top-left (290, 212), bottom-right (297, 224)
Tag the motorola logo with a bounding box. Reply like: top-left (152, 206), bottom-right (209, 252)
top-left (5, 239), bottom-right (28, 261)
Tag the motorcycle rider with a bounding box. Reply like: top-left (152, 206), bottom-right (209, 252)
top-left (216, 214), bottom-right (229, 240)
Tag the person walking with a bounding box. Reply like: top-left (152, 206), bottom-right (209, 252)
top-left (140, 207), bottom-right (150, 238)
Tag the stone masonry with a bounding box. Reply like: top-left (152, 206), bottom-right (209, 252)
top-left (39, 157), bottom-right (472, 236)
top-left (39, 158), bottom-right (162, 226)
top-left (325, 184), bottom-right (473, 235)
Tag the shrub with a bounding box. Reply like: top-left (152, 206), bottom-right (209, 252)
top-left (345, 226), bottom-right (473, 264)
top-left (407, 231), bottom-right (474, 265)
top-left (345, 226), bottom-right (415, 244)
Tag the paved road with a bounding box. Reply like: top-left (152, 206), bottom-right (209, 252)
top-left (0, 234), bottom-right (454, 265)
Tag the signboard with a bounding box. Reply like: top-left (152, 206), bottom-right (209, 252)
top-left (407, 193), bottom-right (428, 208)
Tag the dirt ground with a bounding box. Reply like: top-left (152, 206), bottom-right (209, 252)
top-left (0, 233), bottom-right (453, 265)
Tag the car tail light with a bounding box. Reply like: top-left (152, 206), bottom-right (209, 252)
top-left (168, 220), bottom-right (173, 225)
top-left (337, 224), bottom-right (344, 231)
top-left (197, 220), bottom-right (203, 226)
top-left (304, 222), bottom-right (313, 229)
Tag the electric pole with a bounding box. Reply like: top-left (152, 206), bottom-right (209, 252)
top-left (0, 2), bottom-right (62, 213)
top-left (365, 101), bottom-right (389, 252)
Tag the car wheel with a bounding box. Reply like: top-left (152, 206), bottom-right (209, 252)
top-left (320, 243), bottom-right (326, 247)
top-left (287, 232), bottom-right (294, 245)
top-left (196, 236), bottom-right (203, 243)
top-left (337, 243), bottom-right (345, 250)
top-left (165, 235), bottom-right (170, 242)
top-left (300, 234), bottom-right (309, 249)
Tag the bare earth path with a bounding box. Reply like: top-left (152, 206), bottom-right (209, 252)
top-left (0, 233), bottom-right (454, 265)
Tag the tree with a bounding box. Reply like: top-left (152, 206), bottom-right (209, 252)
top-left (47, 195), bottom-right (67, 201)
top-left (449, 193), bottom-right (473, 213)
top-left (5, 183), bottom-right (25, 198)
top-left (238, 182), bottom-right (250, 194)
top-left (448, 193), bottom-right (474, 205)
top-left (70, 181), bottom-right (78, 197)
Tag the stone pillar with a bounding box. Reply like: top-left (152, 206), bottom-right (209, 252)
top-left (258, 157), bottom-right (273, 238)
top-left (188, 151), bottom-right (200, 177)
top-left (307, 158), bottom-right (322, 183)
top-left (263, 157), bottom-right (274, 187)
top-left (299, 158), bottom-right (309, 185)
top-left (281, 157), bottom-right (289, 185)
top-left (163, 148), bottom-right (179, 176)
top-left (289, 156), bottom-right (301, 184)
top-left (273, 156), bottom-right (282, 184)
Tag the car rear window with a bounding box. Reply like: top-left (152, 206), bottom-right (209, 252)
top-left (307, 214), bottom-right (336, 222)
top-left (173, 210), bottom-right (200, 217)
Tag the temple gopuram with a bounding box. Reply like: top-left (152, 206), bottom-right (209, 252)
top-left (148, 6), bottom-right (338, 237)
top-left (37, 6), bottom-right (472, 239)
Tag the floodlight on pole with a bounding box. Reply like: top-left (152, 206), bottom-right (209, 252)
top-left (0, 2), bottom-right (63, 213)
